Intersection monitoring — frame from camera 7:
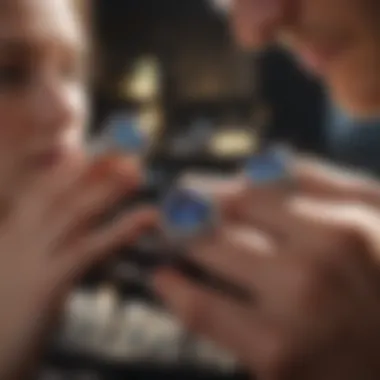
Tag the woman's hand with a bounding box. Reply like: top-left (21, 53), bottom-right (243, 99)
top-left (0, 154), bottom-right (156, 379)
top-left (154, 158), bottom-right (380, 379)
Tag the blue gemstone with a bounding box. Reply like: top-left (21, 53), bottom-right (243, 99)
top-left (162, 189), bottom-right (214, 237)
top-left (244, 147), bottom-right (289, 184)
top-left (108, 116), bottom-right (146, 154)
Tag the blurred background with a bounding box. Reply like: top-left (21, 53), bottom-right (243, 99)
top-left (37, 1), bottom-right (324, 379)
top-left (92, 0), bottom-right (259, 165)
top-left (90, 0), bottom-right (324, 171)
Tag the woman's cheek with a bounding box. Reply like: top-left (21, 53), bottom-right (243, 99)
top-left (63, 83), bottom-right (88, 147)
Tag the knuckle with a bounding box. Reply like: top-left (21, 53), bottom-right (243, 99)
top-left (334, 203), bottom-right (371, 240)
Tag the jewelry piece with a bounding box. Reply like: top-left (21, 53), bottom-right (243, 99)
top-left (107, 113), bottom-right (147, 154)
top-left (161, 188), bottom-right (217, 243)
top-left (244, 145), bottom-right (291, 185)
top-left (90, 112), bottom-right (154, 188)
top-left (90, 113), bottom-right (148, 156)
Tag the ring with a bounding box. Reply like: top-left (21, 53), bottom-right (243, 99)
top-left (244, 145), bottom-right (292, 186)
top-left (107, 114), bottom-right (147, 155)
top-left (161, 188), bottom-right (218, 243)
top-left (90, 113), bottom-right (148, 157)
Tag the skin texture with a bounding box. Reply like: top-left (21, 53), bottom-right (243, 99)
top-left (230, 0), bottom-right (380, 117)
top-left (0, 1), bottom-right (156, 378)
top-left (155, 158), bottom-right (380, 380)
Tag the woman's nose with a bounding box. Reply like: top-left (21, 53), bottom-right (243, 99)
top-left (28, 78), bottom-right (84, 135)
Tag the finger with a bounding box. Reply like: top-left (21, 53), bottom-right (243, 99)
top-left (182, 156), bottom-right (380, 209)
top-left (189, 222), bottom-right (311, 315)
top-left (189, 225), bottom-right (275, 291)
top-left (179, 173), bottom-right (242, 196)
top-left (49, 156), bottom-right (142, 240)
top-left (10, 154), bottom-right (87, 227)
top-left (181, 173), bottom-right (295, 240)
top-left (290, 197), bottom-right (380, 259)
top-left (287, 197), bottom-right (380, 301)
top-left (181, 160), bottom-right (380, 245)
top-left (293, 157), bottom-right (380, 206)
top-left (53, 154), bottom-right (142, 216)
top-left (153, 268), bottom-right (273, 370)
top-left (57, 208), bottom-right (158, 280)
top-left (181, 161), bottom-right (374, 248)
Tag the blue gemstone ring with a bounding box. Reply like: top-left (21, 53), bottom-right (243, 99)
top-left (244, 146), bottom-right (292, 185)
top-left (104, 114), bottom-right (148, 155)
top-left (161, 188), bottom-right (218, 242)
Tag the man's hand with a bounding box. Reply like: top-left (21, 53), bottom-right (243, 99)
top-left (154, 158), bottom-right (380, 379)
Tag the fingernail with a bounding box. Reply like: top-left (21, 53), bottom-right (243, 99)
top-left (161, 188), bottom-right (217, 242)
top-left (180, 173), bottom-right (239, 196)
top-left (244, 146), bottom-right (290, 184)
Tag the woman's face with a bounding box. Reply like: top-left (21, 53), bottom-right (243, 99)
top-left (0, 0), bottom-right (87, 180)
